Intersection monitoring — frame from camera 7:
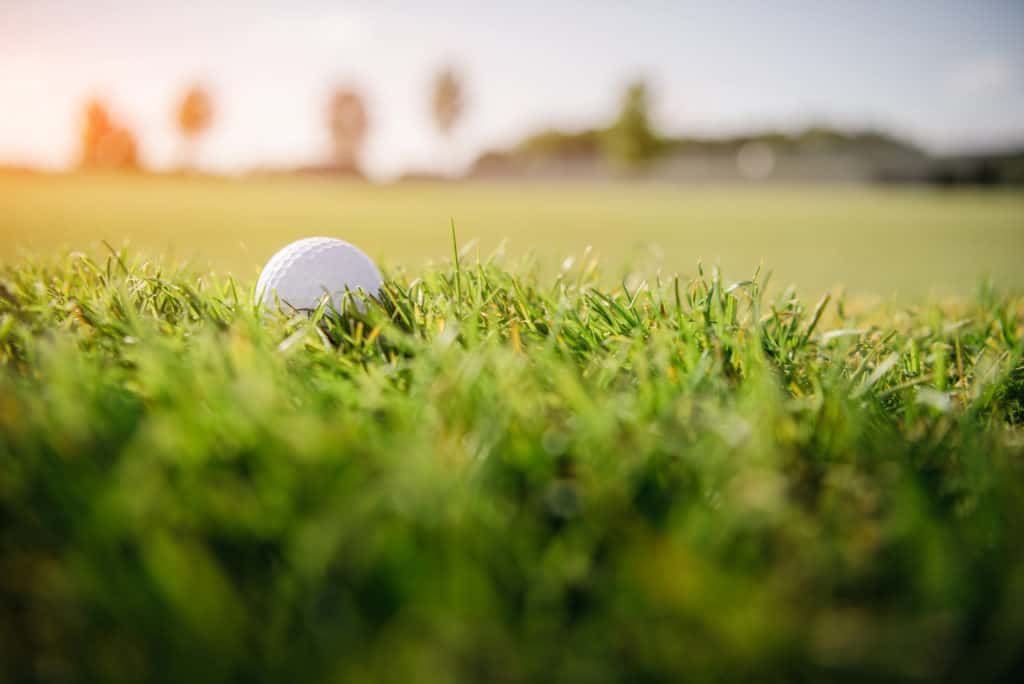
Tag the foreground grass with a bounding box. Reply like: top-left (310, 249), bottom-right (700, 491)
top-left (1, 248), bottom-right (1023, 683)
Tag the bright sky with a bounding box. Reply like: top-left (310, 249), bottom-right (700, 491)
top-left (2, 0), bottom-right (1023, 179)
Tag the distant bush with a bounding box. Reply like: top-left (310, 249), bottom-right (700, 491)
top-left (78, 100), bottom-right (142, 172)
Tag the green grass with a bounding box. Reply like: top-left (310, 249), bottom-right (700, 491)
top-left (1, 245), bottom-right (1022, 682)
top-left (2, 174), bottom-right (1023, 298)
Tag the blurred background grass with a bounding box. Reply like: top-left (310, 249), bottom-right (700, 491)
top-left (2, 174), bottom-right (1022, 298)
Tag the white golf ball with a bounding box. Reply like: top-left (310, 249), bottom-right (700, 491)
top-left (255, 237), bottom-right (383, 313)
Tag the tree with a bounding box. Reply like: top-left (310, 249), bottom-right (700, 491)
top-left (175, 84), bottom-right (214, 170)
top-left (79, 99), bottom-right (140, 171)
top-left (431, 66), bottom-right (464, 138)
top-left (430, 67), bottom-right (466, 175)
top-left (327, 88), bottom-right (369, 175)
top-left (601, 81), bottom-right (663, 172)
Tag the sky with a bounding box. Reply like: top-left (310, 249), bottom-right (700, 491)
top-left (1, 0), bottom-right (1023, 179)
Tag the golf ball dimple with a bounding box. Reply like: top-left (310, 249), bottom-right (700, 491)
top-left (255, 237), bottom-right (382, 313)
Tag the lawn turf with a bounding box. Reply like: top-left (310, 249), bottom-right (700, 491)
top-left (1, 246), bottom-right (1023, 682)
top-left (2, 174), bottom-right (1023, 298)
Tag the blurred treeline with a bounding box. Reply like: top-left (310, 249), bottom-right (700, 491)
top-left (76, 68), bottom-right (466, 180)
top-left (473, 83), bottom-right (1024, 185)
top-left (73, 74), bottom-right (1024, 186)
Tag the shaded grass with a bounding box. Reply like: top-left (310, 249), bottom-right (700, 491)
top-left (1, 246), bottom-right (1023, 682)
